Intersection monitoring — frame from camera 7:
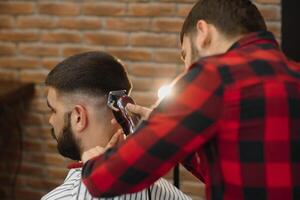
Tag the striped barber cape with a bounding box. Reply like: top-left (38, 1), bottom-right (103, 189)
top-left (41, 168), bottom-right (192, 200)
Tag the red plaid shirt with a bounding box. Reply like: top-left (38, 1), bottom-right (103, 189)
top-left (82, 31), bottom-right (300, 200)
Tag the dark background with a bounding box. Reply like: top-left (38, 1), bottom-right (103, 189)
top-left (282, 0), bottom-right (300, 62)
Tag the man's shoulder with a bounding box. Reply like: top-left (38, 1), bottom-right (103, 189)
top-left (41, 169), bottom-right (81, 200)
top-left (151, 178), bottom-right (192, 200)
top-left (64, 168), bottom-right (81, 182)
top-left (41, 169), bottom-right (191, 200)
top-left (196, 47), bottom-right (288, 86)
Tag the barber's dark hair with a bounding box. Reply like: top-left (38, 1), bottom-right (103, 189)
top-left (180, 0), bottom-right (267, 43)
top-left (45, 51), bottom-right (132, 96)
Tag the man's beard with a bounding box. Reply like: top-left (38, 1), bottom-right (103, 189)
top-left (51, 112), bottom-right (81, 161)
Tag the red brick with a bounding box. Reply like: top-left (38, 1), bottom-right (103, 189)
top-left (16, 176), bottom-right (54, 191)
top-left (0, 57), bottom-right (41, 69)
top-left (180, 167), bottom-right (202, 182)
top-left (0, 69), bottom-right (18, 81)
top-left (84, 32), bottom-right (128, 46)
top-left (46, 140), bottom-right (59, 152)
top-left (0, 31), bottom-right (40, 42)
top-left (43, 154), bottom-right (68, 166)
top-left (129, 3), bottom-right (176, 17)
top-left (19, 44), bottom-right (60, 57)
top-left (42, 58), bottom-right (61, 70)
top-left (17, 16), bottom-right (56, 29)
top-left (0, 2), bottom-right (34, 15)
top-left (152, 18), bottom-right (184, 33)
top-left (258, 5), bottom-right (281, 21)
top-left (24, 152), bottom-right (67, 167)
top-left (57, 17), bottom-right (102, 30)
top-left (177, 4), bottom-right (193, 17)
top-left (23, 152), bottom-right (44, 164)
top-left (23, 139), bottom-right (43, 151)
top-left (181, 181), bottom-right (205, 196)
top-left (108, 48), bottom-right (152, 62)
top-left (130, 33), bottom-right (178, 48)
top-left (38, 2), bottom-right (80, 16)
top-left (106, 18), bottom-right (150, 31)
top-left (83, 3), bottom-right (126, 16)
top-left (0, 43), bottom-right (16, 55)
top-left (131, 91), bottom-right (158, 106)
top-left (267, 22), bottom-right (281, 38)
top-left (20, 70), bottom-right (47, 83)
top-left (23, 112), bottom-right (47, 126)
top-left (14, 188), bottom-right (44, 200)
top-left (45, 168), bottom-right (68, 180)
top-left (129, 63), bottom-right (177, 77)
top-left (0, 16), bottom-right (14, 28)
top-left (23, 126), bottom-right (52, 139)
top-left (153, 49), bottom-right (181, 63)
top-left (41, 31), bottom-right (81, 43)
top-left (131, 77), bottom-right (153, 91)
top-left (19, 163), bottom-right (44, 177)
top-left (62, 46), bottom-right (100, 57)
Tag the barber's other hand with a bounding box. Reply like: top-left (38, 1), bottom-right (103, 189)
top-left (81, 129), bottom-right (125, 163)
top-left (126, 103), bottom-right (152, 120)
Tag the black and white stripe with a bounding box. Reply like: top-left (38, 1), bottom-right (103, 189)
top-left (41, 169), bottom-right (191, 200)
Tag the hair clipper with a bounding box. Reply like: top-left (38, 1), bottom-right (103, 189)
top-left (107, 90), bottom-right (141, 135)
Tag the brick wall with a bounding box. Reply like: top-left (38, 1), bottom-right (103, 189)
top-left (0, 0), bottom-right (281, 199)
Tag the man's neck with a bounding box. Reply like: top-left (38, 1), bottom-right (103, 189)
top-left (210, 33), bottom-right (245, 56)
top-left (81, 124), bottom-right (115, 153)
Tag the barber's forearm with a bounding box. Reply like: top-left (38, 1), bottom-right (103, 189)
top-left (81, 119), bottom-right (187, 197)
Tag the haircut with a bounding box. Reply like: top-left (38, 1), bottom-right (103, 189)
top-left (45, 51), bottom-right (132, 97)
top-left (180, 0), bottom-right (267, 43)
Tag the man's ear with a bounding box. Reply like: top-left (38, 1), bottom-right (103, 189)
top-left (71, 105), bottom-right (88, 133)
top-left (196, 20), bottom-right (211, 49)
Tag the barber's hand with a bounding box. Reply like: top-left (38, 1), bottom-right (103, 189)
top-left (125, 103), bottom-right (152, 120)
top-left (81, 129), bottom-right (125, 163)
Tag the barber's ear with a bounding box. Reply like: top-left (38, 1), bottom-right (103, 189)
top-left (196, 20), bottom-right (211, 48)
top-left (71, 105), bottom-right (88, 133)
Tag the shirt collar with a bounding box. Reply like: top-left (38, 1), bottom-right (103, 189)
top-left (67, 162), bottom-right (83, 169)
top-left (227, 31), bottom-right (279, 52)
top-left (187, 31), bottom-right (279, 71)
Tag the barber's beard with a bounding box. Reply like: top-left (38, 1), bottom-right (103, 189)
top-left (51, 112), bottom-right (81, 161)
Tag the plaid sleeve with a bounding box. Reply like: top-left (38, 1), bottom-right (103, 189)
top-left (82, 62), bottom-right (223, 197)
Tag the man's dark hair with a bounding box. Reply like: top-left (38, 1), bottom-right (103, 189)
top-left (180, 0), bottom-right (267, 43)
top-left (45, 51), bottom-right (132, 96)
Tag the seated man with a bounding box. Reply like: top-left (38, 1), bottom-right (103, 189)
top-left (42, 51), bottom-right (191, 200)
